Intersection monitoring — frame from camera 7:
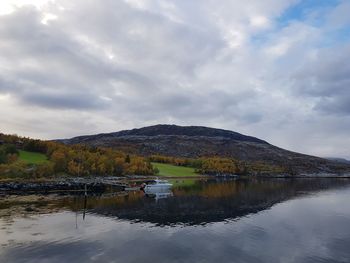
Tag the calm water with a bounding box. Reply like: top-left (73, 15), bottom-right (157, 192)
top-left (1, 178), bottom-right (350, 263)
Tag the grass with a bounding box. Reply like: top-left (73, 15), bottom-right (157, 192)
top-left (18, 150), bottom-right (48, 164)
top-left (152, 162), bottom-right (198, 177)
top-left (169, 179), bottom-right (197, 187)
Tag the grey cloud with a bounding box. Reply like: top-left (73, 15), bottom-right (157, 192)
top-left (59, 0), bottom-right (224, 76)
top-left (315, 95), bottom-right (350, 115)
top-left (21, 91), bottom-right (110, 110)
top-left (292, 45), bottom-right (350, 115)
top-left (0, 1), bottom-right (243, 116)
top-left (327, 0), bottom-right (350, 29)
top-left (114, 87), bottom-right (262, 126)
top-left (0, 5), bottom-right (157, 110)
top-left (0, 0), bottom-right (350, 158)
top-left (1, 1), bottom-right (225, 112)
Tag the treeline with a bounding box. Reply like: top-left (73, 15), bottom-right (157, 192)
top-left (0, 144), bottom-right (19, 164)
top-left (151, 155), bottom-right (247, 175)
top-left (197, 158), bottom-right (247, 175)
top-left (0, 133), bottom-right (154, 178)
top-left (0, 133), bottom-right (285, 179)
top-left (48, 144), bottom-right (154, 176)
top-left (150, 154), bottom-right (284, 175)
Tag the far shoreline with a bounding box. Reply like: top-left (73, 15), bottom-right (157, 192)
top-left (1, 174), bottom-right (350, 196)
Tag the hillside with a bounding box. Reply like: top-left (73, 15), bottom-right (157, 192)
top-left (326, 158), bottom-right (350, 165)
top-left (60, 124), bottom-right (350, 175)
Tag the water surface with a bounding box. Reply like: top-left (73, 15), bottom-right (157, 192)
top-left (1, 178), bottom-right (350, 263)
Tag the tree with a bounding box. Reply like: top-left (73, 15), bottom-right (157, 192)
top-left (0, 147), bottom-right (6, 164)
top-left (51, 149), bottom-right (67, 173)
top-left (34, 163), bottom-right (54, 178)
top-left (68, 160), bottom-right (80, 176)
top-left (153, 167), bottom-right (159, 174)
top-left (6, 153), bottom-right (18, 164)
top-left (3, 144), bottom-right (18, 155)
top-left (125, 154), bottom-right (131, 163)
top-left (198, 158), bottom-right (238, 175)
top-left (23, 140), bottom-right (47, 153)
top-left (114, 157), bottom-right (124, 176)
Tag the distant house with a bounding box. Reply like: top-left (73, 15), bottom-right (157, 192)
top-left (15, 140), bottom-right (24, 148)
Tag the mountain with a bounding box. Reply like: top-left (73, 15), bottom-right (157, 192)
top-left (61, 124), bottom-right (267, 144)
top-left (326, 158), bottom-right (350, 165)
top-left (60, 124), bottom-right (350, 175)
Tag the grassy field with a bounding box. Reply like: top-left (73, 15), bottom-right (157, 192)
top-left (169, 179), bottom-right (197, 187)
top-left (152, 162), bottom-right (198, 177)
top-left (18, 150), bottom-right (48, 164)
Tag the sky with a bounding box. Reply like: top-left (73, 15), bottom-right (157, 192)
top-left (0, 0), bottom-right (349, 159)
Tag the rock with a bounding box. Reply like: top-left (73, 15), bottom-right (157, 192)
top-left (0, 177), bottom-right (124, 195)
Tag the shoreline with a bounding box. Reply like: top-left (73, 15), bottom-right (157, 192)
top-left (1, 174), bottom-right (350, 195)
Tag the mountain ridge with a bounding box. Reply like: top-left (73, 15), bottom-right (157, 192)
top-left (59, 124), bottom-right (350, 175)
top-left (60, 124), bottom-right (268, 145)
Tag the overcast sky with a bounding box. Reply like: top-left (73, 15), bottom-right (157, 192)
top-left (0, 0), bottom-right (349, 159)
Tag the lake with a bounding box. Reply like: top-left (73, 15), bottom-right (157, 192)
top-left (1, 178), bottom-right (350, 263)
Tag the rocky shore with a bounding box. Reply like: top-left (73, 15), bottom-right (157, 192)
top-left (0, 177), bottom-right (126, 195)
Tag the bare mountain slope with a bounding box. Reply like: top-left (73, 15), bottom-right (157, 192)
top-left (60, 124), bottom-right (350, 175)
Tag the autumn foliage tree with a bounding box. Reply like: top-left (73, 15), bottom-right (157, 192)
top-left (0, 133), bottom-right (155, 178)
top-left (197, 158), bottom-right (239, 175)
top-left (0, 133), bottom-right (283, 178)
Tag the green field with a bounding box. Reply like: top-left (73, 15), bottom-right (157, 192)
top-left (18, 150), bottom-right (48, 164)
top-left (169, 179), bottom-right (197, 187)
top-left (152, 162), bottom-right (198, 177)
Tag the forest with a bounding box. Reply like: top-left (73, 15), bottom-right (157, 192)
top-left (0, 133), bottom-right (285, 179)
top-left (149, 155), bottom-right (283, 175)
top-left (0, 133), bottom-right (154, 179)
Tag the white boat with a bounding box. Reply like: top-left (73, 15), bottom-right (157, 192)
top-left (143, 179), bottom-right (173, 200)
top-left (143, 179), bottom-right (172, 191)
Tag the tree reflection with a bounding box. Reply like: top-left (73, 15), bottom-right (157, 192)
top-left (1, 178), bottom-right (350, 226)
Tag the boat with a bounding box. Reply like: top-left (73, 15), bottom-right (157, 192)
top-left (143, 179), bottom-right (173, 191)
top-left (142, 179), bottom-right (173, 200)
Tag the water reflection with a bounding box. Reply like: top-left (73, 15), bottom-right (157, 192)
top-left (1, 178), bottom-right (350, 263)
top-left (144, 187), bottom-right (173, 201)
top-left (1, 178), bottom-right (350, 226)
top-left (87, 178), bottom-right (350, 225)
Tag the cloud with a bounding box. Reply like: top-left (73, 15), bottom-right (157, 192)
top-left (327, 0), bottom-right (350, 29)
top-left (0, 0), bottom-right (349, 158)
top-left (292, 45), bottom-right (350, 115)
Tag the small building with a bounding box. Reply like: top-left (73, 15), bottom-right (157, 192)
top-left (15, 140), bottom-right (24, 148)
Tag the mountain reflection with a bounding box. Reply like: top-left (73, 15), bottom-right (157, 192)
top-left (1, 178), bottom-right (350, 226)
top-left (82, 178), bottom-right (350, 226)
